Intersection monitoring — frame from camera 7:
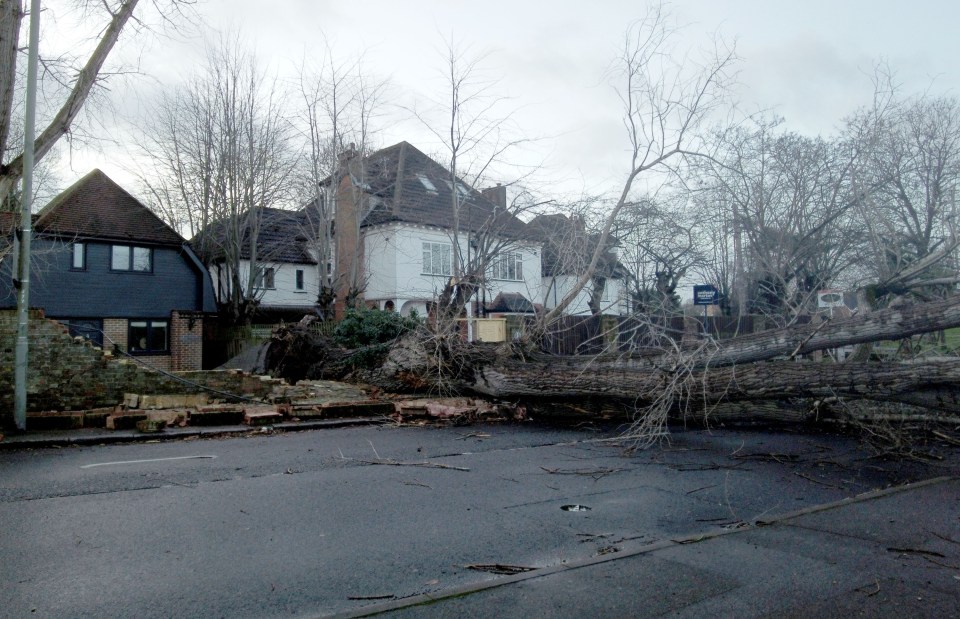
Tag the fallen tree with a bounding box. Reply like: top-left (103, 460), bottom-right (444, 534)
top-left (265, 296), bottom-right (960, 436)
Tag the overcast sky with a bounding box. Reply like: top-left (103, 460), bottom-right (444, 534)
top-left (59, 0), bottom-right (960, 203)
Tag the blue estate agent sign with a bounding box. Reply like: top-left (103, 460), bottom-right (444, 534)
top-left (693, 284), bottom-right (719, 305)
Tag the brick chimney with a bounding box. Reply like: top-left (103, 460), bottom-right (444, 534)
top-left (333, 143), bottom-right (363, 319)
top-left (481, 183), bottom-right (507, 209)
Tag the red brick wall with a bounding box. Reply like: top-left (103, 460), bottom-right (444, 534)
top-left (103, 318), bottom-right (127, 352)
top-left (334, 174), bottom-right (364, 319)
top-left (171, 311), bottom-right (203, 371)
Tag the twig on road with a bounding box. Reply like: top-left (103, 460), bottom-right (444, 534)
top-left (465, 563), bottom-right (536, 575)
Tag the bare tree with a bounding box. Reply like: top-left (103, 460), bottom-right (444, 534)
top-left (695, 119), bottom-right (862, 322)
top-left (407, 39), bottom-right (536, 332)
top-left (616, 194), bottom-right (702, 316)
top-left (847, 79), bottom-right (960, 305)
top-left (296, 41), bottom-right (385, 318)
top-left (543, 4), bottom-right (736, 323)
top-left (137, 33), bottom-right (299, 325)
top-left (0, 0), bottom-right (195, 206)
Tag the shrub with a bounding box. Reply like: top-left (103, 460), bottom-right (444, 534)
top-left (332, 307), bottom-right (420, 350)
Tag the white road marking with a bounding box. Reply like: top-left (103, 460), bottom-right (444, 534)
top-left (80, 455), bottom-right (217, 469)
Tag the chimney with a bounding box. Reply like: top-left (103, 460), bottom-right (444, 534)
top-left (481, 183), bottom-right (507, 209)
top-left (338, 143), bottom-right (358, 167)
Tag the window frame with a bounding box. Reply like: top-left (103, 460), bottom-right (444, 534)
top-left (422, 241), bottom-right (452, 276)
top-left (71, 242), bottom-right (86, 270)
top-left (491, 251), bottom-right (523, 281)
top-left (295, 268), bottom-right (305, 291)
top-left (110, 244), bottom-right (153, 273)
top-left (255, 266), bottom-right (276, 290)
top-left (127, 319), bottom-right (169, 355)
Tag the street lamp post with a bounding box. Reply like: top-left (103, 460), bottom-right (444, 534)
top-left (13, 0), bottom-right (42, 431)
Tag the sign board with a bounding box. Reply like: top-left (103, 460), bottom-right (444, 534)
top-left (693, 284), bottom-right (720, 306)
top-left (817, 289), bottom-right (845, 308)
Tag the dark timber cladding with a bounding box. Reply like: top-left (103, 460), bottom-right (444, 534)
top-left (0, 169), bottom-right (217, 319)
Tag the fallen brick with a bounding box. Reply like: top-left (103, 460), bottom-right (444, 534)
top-left (146, 410), bottom-right (188, 427)
top-left (106, 411), bottom-right (149, 430)
top-left (244, 411), bottom-right (282, 426)
top-left (189, 408), bottom-right (244, 426)
top-left (138, 394), bottom-right (210, 410)
top-left (136, 418), bottom-right (167, 433)
top-left (26, 411), bottom-right (85, 431)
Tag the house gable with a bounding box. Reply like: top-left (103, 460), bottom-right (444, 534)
top-left (35, 169), bottom-right (184, 245)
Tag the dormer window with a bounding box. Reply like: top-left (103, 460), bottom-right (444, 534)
top-left (417, 174), bottom-right (437, 193)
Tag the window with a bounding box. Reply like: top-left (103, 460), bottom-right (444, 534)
top-left (256, 267), bottom-right (276, 290)
top-left (111, 245), bottom-right (152, 272)
top-left (295, 269), bottom-right (305, 291)
top-left (416, 173), bottom-right (437, 193)
top-left (422, 242), bottom-right (452, 276)
top-left (71, 243), bottom-right (85, 270)
top-left (491, 251), bottom-right (523, 281)
top-left (128, 320), bottom-right (168, 354)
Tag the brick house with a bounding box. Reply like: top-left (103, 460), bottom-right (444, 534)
top-left (0, 170), bottom-right (217, 371)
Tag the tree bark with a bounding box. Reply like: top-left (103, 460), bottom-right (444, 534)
top-left (363, 296), bottom-right (960, 417)
top-left (271, 296), bottom-right (960, 420)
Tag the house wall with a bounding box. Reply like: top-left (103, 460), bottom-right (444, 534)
top-left (1, 238), bottom-right (208, 318)
top-left (541, 275), bottom-right (629, 316)
top-left (222, 259), bottom-right (320, 309)
top-left (362, 223), bottom-right (543, 317)
top-left (0, 310), bottom-right (200, 424)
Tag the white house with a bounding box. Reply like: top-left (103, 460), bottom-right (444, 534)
top-left (332, 142), bottom-right (544, 328)
top-left (196, 207), bottom-right (324, 320)
top-left (195, 142), bottom-right (629, 329)
top-left (527, 213), bottom-right (630, 316)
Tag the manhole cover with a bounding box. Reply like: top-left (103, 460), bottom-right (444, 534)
top-left (561, 504), bottom-right (591, 512)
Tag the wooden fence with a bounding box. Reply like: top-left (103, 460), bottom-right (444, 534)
top-left (204, 320), bottom-right (340, 369)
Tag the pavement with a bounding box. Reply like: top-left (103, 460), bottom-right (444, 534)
top-left (0, 416), bottom-right (383, 449)
top-left (0, 419), bottom-right (960, 619)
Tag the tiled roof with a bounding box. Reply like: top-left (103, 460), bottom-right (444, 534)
top-left (486, 291), bottom-right (536, 314)
top-left (34, 169), bottom-right (184, 245)
top-left (192, 207), bottom-right (318, 265)
top-left (352, 142), bottom-right (535, 240)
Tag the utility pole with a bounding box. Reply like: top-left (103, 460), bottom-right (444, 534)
top-left (13, 0), bottom-right (41, 431)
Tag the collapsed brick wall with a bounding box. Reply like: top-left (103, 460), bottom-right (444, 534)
top-left (0, 310), bottom-right (202, 426)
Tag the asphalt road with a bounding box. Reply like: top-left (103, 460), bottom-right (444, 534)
top-left (1, 421), bottom-right (957, 618)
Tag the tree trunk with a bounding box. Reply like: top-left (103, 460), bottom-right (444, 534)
top-left (367, 296), bottom-right (960, 416)
top-left (271, 296), bottom-right (960, 421)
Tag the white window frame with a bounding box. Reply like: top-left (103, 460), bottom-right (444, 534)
top-left (491, 251), bottom-right (523, 281)
top-left (422, 242), bottom-right (452, 276)
top-left (255, 266), bottom-right (276, 290)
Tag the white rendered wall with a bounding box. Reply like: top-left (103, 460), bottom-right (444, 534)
top-left (212, 259), bottom-right (320, 308)
top-left (541, 275), bottom-right (628, 316)
top-left (363, 223), bottom-right (543, 316)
